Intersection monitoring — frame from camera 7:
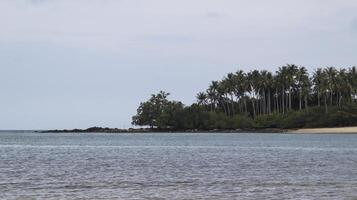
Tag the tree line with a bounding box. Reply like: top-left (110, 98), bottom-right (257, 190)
top-left (198, 64), bottom-right (357, 116)
top-left (132, 65), bottom-right (357, 130)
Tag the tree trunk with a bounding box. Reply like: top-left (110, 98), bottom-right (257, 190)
top-left (304, 95), bottom-right (308, 111)
top-left (282, 87), bottom-right (285, 114)
top-left (317, 90), bottom-right (320, 107)
top-left (276, 89), bottom-right (279, 113)
top-left (259, 97), bottom-right (264, 114)
top-left (273, 95), bottom-right (275, 113)
top-left (230, 94), bottom-right (235, 116)
top-left (244, 98), bottom-right (247, 113)
top-left (325, 95), bottom-right (328, 114)
top-left (276, 95), bottom-right (279, 113)
top-left (268, 89), bottom-right (271, 114)
top-left (286, 92), bottom-right (289, 111)
top-left (226, 101), bottom-right (231, 116)
top-left (289, 89), bottom-right (292, 110)
top-left (263, 90), bottom-right (266, 114)
top-left (222, 102), bottom-right (227, 116)
top-left (252, 99), bottom-right (256, 118)
top-left (236, 97), bottom-right (242, 113)
top-left (299, 90), bottom-right (302, 110)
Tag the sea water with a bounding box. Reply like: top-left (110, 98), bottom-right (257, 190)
top-left (0, 132), bottom-right (357, 199)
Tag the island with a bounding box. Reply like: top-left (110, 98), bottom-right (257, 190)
top-left (43, 65), bottom-right (357, 133)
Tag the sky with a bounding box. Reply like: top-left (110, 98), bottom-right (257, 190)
top-left (1, 0), bottom-right (357, 129)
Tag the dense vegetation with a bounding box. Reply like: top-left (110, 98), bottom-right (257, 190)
top-left (132, 65), bottom-right (357, 130)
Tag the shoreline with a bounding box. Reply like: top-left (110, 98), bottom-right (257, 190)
top-left (39, 126), bottom-right (357, 134)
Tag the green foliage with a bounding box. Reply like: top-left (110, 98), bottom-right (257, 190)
top-left (254, 113), bottom-right (284, 128)
top-left (231, 114), bottom-right (255, 129)
top-left (132, 91), bottom-right (172, 128)
top-left (254, 104), bottom-right (357, 129)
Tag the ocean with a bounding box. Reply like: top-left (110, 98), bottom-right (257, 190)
top-left (1, 132), bottom-right (357, 199)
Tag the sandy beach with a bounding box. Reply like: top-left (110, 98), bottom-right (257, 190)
top-left (290, 127), bottom-right (357, 134)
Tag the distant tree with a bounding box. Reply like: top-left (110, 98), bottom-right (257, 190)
top-left (132, 91), bottom-right (170, 128)
top-left (348, 67), bottom-right (357, 103)
top-left (196, 92), bottom-right (207, 107)
top-left (207, 81), bottom-right (219, 111)
top-left (296, 66), bottom-right (310, 110)
top-left (324, 67), bottom-right (338, 106)
top-left (157, 101), bottom-right (185, 129)
top-left (312, 68), bottom-right (324, 107)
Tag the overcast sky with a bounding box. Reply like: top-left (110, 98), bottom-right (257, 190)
top-left (1, 0), bottom-right (357, 129)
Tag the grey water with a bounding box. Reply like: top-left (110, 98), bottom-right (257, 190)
top-left (1, 132), bottom-right (357, 200)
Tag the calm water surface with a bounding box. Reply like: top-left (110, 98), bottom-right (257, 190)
top-left (0, 132), bottom-right (357, 199)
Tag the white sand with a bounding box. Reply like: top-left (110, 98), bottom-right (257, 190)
top-left (290, 126), bottom-right (357, 134)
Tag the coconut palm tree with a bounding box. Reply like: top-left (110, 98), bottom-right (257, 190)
top-left (320, 70), bottom-right (330, 113)
top-left (324, 67), bottom-right (338, 106)
top-left (196, 92), bottom-right (207, 107)
top-left (259, 70), bottom-right (267, 114)
top-left (336, 69), bottom-right (350, 107)
top-left (272, 75), bottom-right (280, 113)
top-left (247, 70), bottom-right (261, 118)
top-left (207, 81), bottom-right (219, 111)
top-left (286, 64), bottom-right (299, 110)
top-left (348, 66), bottom-right (357, 103)
top-left (276, 66), bottom-right (288, 113)
top-left (217, 81), bottom-right (229, 116)
top-left (265, 72), bottom-right (274, 114)
top-left (233, 70), bottom-right (246, 113)
top-left (259, 70), bottom-right (273, 114)
top-left (312, 68), bottom-right (324, 107)
top-left (296, 66), bottom-right (309, 110)
top-left (225, 73), bottom-right (236, 116)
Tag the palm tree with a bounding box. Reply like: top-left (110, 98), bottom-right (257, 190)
top-left (265, 72), bottom-right (273, 114)
top-left (296, 66), bottom-right (309, 110)
top-left (217, 81), bottom-right (229, 116)
top-left (233, 70), bottom-right (246, 113)
top-left (259, 70), bottom-right (273, 114)
top-left (348, 66), bottom-right (357, 103)
top-left (286, 64), bottom-right (299, 110)
top-left (259, 70), bottom-right (267, 114)
top-left (247, 70), bottom-right (261, 118)
top-left (196, 92), bottom-right (207, 107)
top-left (320, 70), bottom-right (329, 113)
top-left (336, 69), bottom-right (349, 107)
top-left (302, 74), bottom-right (311, 110)
top-left (207, 81), bottom-right (219, 111)
top-left (276, 66), bottom-right (287, 113)
top-left (324, 67), bottom-right (338, 106)
top-left (312, 68), bottom-right (324, 107)
top-left (272, 75), bottom-right (280, 113)
top-left (225, 73), bottom-right (236, 116)
top-left (206, 89), bottom-right (215, 111)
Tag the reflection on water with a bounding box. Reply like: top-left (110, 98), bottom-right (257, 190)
top-left (0, 132), bottom-right (357, 199)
